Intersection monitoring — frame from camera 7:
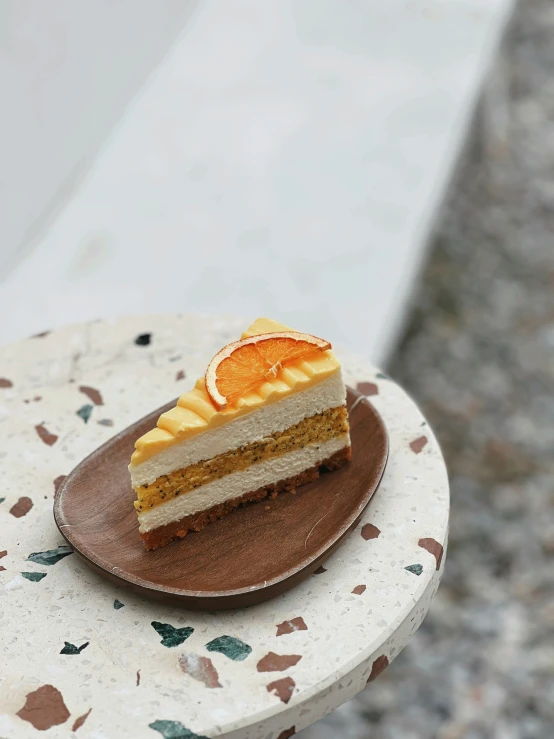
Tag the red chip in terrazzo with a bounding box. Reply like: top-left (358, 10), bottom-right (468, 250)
top-left (418, 538), bottom-right (444, 570)
top-left (367, 654), bottom-right (389, 682)
top-left (266, 676), bottom-right (296, 704)
top-left (179, 653), bottom-right (222, 688)
top-left (410, 436), bottom-right (428, 454)
top-left (256, 652), bottom-right (302, 672)
top-left (356, 381), bottom-right (379, 396)
top-left (72, 709), bottom-right (92, 732)
top-left (17, 685), bottom-right (70, 730)
top-left (35, 424), bottom-right (58, 446)
top-left (276, 729), bottom-right (296, 739)
top-left (276, 617), bottom-right (308, 636)
top-left (9, 497), bottom-right (33, 518)
top-left (53, 475), bottom-right (67, 495)
top-left (79, 385), bottom-right (104, 405)
top-left (361, 523), bottom-right (381, 540)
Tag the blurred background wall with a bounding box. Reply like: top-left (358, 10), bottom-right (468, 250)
top-left (0, 0), bottom-right (196, 275)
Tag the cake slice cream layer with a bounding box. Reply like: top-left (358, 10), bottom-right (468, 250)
top-left (131, 370), bottom-right (346, 487)
top-left (137, 434), bottom-right (349, 533)
top-left (135, 406), bottom-right (349, 511)
top-left (130, 317), bottom-right (340, 466)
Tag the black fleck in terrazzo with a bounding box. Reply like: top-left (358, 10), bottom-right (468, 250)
top-left (113, 599), bottom-right (125, 610)
top-left (60, 641), bottom-right (89, 655)
top-left (135, 333), bottom-right (152, 346)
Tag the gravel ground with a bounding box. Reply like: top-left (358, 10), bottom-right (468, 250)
top-left (302, 1), bottom-right (554, 737)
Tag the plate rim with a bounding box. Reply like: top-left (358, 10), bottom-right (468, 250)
top-left (54, 386), bottom-right (388, 605)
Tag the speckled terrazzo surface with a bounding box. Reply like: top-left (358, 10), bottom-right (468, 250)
top-left (0, 315), bottom-right (448, 738)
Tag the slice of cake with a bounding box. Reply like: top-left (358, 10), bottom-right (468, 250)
top-left (130, 318), bottom-right (351, 549)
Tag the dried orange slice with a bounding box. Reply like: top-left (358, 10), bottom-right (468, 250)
top-left (205, 331), bottom-right (331, 409)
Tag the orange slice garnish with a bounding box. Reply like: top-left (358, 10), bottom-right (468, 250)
top-left (205, 331), bottom-right (332, 409)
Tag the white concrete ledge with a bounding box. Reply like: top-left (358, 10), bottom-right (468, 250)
top-left (0, 0), bottom-right (515, 364)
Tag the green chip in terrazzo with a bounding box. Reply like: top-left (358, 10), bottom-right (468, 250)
top-left (205, 635), bottom-right (252, 661)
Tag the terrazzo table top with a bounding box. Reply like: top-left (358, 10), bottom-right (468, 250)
top-left (0, 315), bottom-right (449, 738)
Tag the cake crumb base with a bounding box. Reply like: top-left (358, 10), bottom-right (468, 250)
top-left (141, 446), bottom-right (351, 550)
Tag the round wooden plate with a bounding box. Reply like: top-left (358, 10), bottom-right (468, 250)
top-left (54, 388), bottom-right (388, 609)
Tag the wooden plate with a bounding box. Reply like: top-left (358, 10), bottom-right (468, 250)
top-left (54, 388), bottom-right (388, 609)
